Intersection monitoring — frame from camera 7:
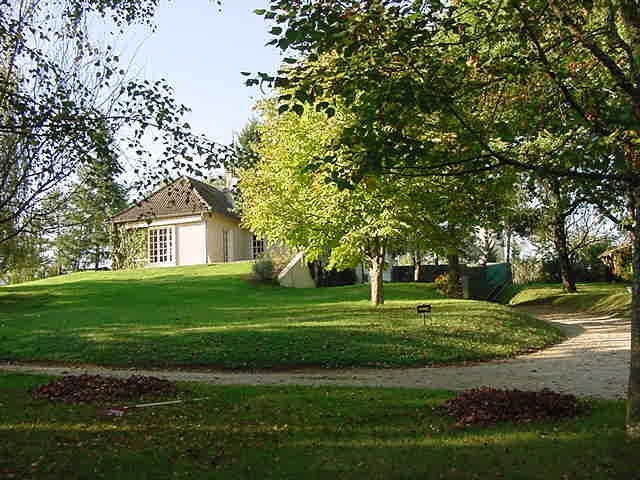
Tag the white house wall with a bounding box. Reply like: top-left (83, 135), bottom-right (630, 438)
top-left (176, 221), bottom-right (206, 266)
top-left (236, 229), bottom-right (253, 260)
top-left (121, 213), bottom-right (255, 266)
top-left (205, 214), bottom-right (253, 263)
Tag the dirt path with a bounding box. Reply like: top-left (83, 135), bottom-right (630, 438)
top-left (0, 306), bottom-right (630, 399)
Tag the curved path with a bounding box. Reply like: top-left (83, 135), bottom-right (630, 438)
top-left (0, 306), bottom-right (630, 399)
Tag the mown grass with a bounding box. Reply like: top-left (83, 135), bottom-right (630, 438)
top-left (0, 372), bottom-right (638, 480)
top-left (508, 283), bottom-right (631, 317)
top-left (0, 263), bottom-right (562, 368)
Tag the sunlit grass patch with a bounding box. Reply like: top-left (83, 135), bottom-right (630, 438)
top-left (0, 263), bottom-right (562, 368)
top-left (509, 282), bottom-right (631, 317)
top-left (0, 372), bottom-right (637, 480)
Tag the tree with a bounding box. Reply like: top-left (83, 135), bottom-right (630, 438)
top-left (229, 119), bottom-right (262, 174)
top-left (532, 200), bottom-right (621, 281)
top-left (400, 232), bottom-right (434, 282)
top-left (471, 227), bottom-right (501, 266)
top-left (53, 160), bottom-right (128, 271)
top-left (256, 0), bottom-right (640, 436)
top-left (533, 177), bottom-right (583, 292)
top-left (0, 0), bottom-right (225, 249)
top-left (238, 101), bottom-right (409, 306)
top-left (0, 208), bottom-right (52, 284)
top-left (403, 172), bottom-right (515, 297)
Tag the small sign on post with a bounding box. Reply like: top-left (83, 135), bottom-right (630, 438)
top-left (416, 304), bottom-right (432, 326)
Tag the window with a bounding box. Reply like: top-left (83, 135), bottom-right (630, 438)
top-left (251, 235), bottom-right (265, 259)
top-left (149, 227), bottom-right (174, 265)
top-left (223, 230), bottom-right (230, 263)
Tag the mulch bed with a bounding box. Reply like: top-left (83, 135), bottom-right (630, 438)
top-left (439, 387), bottom-right (589, 426)
top-left (31, 374), bottom-right (178, 404)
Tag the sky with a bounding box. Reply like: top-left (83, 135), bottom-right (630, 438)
top-left (118, 1), bottom-right (280, 156)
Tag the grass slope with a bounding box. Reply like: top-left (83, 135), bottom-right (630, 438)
top-left (1, 372), bottom-right (638, 480)
top-left (508, 283), bottom-right (631, 317)
top-left (0, 263), bottom-right (562, 368)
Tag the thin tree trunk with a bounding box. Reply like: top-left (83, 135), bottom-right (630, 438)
top-left (413, 251), bottom-right (421, 282)
top-left (447, 251), bottom-right (463, 299)
top-left (368, 239), bottom-right (385, 306)
top-left (369, 255), bottom-right (384, 306)
top-left (506, 227), bottom-right (512, 264)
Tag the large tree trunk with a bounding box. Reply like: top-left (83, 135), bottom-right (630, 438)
top-left (549, 180), bottom-right (577, 293)
top-left (369, 254), bottom-right (385, 306)
top-left (447, 251), bottom-right (463, 299)
top-left (627, 171), bottom-right (640, 438)
top-left (552, 212), bottom-right (577, 293)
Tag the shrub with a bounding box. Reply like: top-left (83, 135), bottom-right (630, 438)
top-left (267, 248), bottom-right (293, 274)
top-left (434, 273), bottom-right (462, 298)
top-left (252, 249), bottom-right (293, 283)
top-left (111, 227), bottom-right (147, 270)
top-left (252, 255), bottom-right (276, 282)
top-left (512, 259), bottom-right (544, 285)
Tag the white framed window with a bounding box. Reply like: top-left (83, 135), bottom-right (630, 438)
top-left (251, 235), bottom-right (265, 259)
top-left (148, 227), bottom-right (174, 265)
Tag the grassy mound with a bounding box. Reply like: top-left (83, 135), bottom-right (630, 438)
top-left (508, 283), bottom-right (631, 317)
top-left (0, 263), bottom-right (562, 368)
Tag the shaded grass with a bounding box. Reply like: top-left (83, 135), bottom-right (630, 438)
top-left (0, 263), bottom-right (562, 368)
top-left (0, 372), bottom-right (638, 480)
top-left (508, 283), bottom-right (631, 317)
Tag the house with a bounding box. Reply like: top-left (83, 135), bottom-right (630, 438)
top-left (111, 176), bottom-right (265, 267)
top-left (599, 242), bottom-right (632, 281)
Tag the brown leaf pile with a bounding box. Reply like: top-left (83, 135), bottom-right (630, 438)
top-left (32, 374), bottom-right (178, 404)
top-left (439, 387), bottom-right (588, 426)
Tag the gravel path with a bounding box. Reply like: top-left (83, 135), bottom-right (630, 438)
top-left (0, 306), bottom-right (630, 399)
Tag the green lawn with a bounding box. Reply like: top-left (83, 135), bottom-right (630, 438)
top-left (0, 263), bottom-right (562, 368)
top-left (0, 372), bottom-right (637, 480)
top-left (508, 282), bottom-right (631, 317)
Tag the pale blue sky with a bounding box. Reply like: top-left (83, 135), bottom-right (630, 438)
top-left (126, 1), bottom-right (280, 145)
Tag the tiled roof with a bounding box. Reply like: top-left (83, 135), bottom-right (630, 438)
top-left (189, 177), bottom-right (239, 219)
top-left (111, 176), bottom-right (239, 224)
